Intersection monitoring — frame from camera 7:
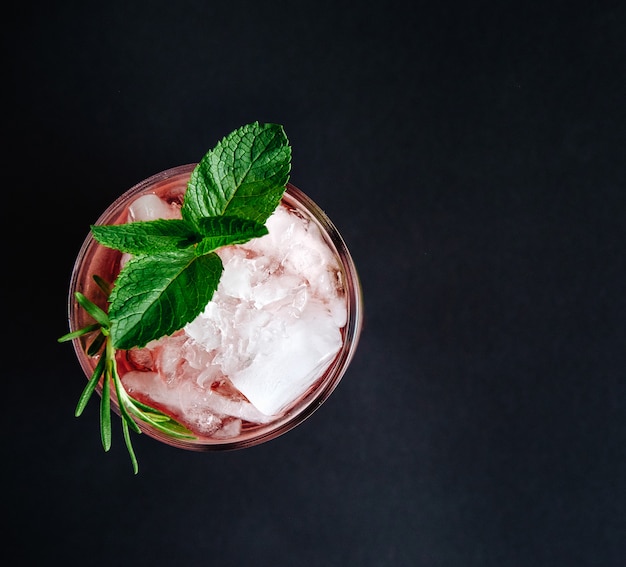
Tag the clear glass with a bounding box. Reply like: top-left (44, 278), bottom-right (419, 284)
top-left (68, 164), bottom-right (363, 450)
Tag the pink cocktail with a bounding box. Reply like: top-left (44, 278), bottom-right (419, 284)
top-left (68, 164), bottom-right (363, 450)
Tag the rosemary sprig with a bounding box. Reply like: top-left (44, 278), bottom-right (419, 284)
top-left (58, 285), bottom-right (195, 474)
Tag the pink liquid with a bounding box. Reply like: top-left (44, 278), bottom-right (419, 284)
top-left (69, 165), bottom-right (363, 450)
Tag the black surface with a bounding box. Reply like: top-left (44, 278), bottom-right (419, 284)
top-left (6, 1), bottom-right (625, 566)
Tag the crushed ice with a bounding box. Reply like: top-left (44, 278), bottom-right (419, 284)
top-left (119, 197), bottom-right (347, 438)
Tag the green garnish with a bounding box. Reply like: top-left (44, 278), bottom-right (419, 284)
top-left (94, 122), bottom-right (291, 350)
top-left (59, 122), bottom-right (292, 473)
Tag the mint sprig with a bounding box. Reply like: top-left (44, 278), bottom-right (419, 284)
top-left (59, 122), bottom-right (292, 472)
top-left (94, 122), bottom-right (291, 349)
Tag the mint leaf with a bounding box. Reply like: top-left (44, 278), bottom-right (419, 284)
top-left (182, 122), bottom-right (291, 228)
top-left (194, 215), bottom-right (268, 254)
top-left (108, 249), bottom-right (223, 349)
top-left (91, 219), bottom-right (198, 255)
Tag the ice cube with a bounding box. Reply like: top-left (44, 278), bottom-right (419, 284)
top-left (121, 370), bottom-right (273, 437)
top-left (228, 303), bottom-right (343, 416)
top-left (128, 194), bottom-right (181, 221)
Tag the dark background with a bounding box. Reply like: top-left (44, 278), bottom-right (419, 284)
top-left (5, 1), bottom-right (625, 565)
